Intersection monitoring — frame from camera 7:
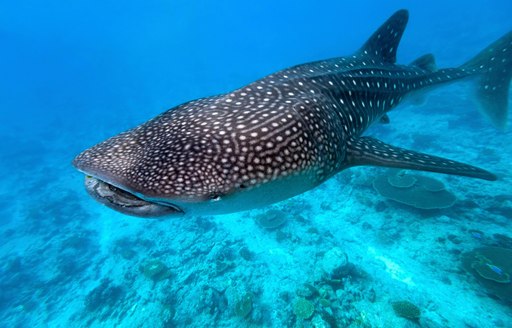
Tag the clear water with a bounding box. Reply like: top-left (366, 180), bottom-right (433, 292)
top-left (1, 1), bottom-right (511, 327)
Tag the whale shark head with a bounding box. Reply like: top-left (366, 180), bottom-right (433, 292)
top-left (73, 96), bottom-right (323, 217)
top-left (72, 101), bottom-right (237, 217)
top-left (72, 122), bottom-right (192, 217)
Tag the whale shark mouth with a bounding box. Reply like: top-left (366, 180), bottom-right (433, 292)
top-left (83, 176), bottom-right (183, 217)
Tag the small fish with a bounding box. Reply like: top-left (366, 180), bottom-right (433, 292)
top-left (486, 263), bottom-right (504, 276)
top-left (469, 230), bottom-right (483, 239)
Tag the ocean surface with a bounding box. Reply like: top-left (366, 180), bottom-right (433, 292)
top-left (1, 0), bottom-right (511, 327)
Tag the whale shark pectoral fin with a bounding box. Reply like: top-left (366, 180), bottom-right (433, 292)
top-left (346, 137), bottom-right (497, 181)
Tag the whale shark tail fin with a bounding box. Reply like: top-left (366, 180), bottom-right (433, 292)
top-left (461, 31), bottom-right (512, 130)
top-left (358, 9), bottom-right (409, 64)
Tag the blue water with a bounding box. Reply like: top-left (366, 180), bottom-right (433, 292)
top-left (1, 1), bottom-right (511, 327)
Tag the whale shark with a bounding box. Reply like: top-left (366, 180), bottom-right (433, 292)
top-left (73, 10), bottom-right (511, 217)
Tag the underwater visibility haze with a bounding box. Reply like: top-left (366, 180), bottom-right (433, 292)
top-left (1, 1), bottom-right (512, 327)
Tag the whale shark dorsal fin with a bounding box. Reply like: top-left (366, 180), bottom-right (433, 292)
top-left (358, 9), bottom-right (409, 63)
top-left (410, 53), bottom-right (437, 72)
top-left (346, 137), bottom-right (497, 181)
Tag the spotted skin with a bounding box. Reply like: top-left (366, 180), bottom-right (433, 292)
top-left (73, 10), bottom-right (510, 217)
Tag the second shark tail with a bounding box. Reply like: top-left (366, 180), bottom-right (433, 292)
top-left (461, 31), bottom-right (512, 130)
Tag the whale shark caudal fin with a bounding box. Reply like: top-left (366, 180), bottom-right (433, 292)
top-left (462, 31), bottom-right (512, 130)
top-left (357, 9), bottom-right (409, 63)
top-left (346, 137), bottom-right (497, 181)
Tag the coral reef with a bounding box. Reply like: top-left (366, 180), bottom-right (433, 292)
top-left (391, 300), bottom-right (421, 320)
top-left (234, 292), bottom-right (253, 318)
top-left (225, 284), bottom-right (260, 322)
top-left (140, 259), bottom-right (172, 282)
top-left (211, 245), bottom-right (235, 275)
top-left (238, 246), bottom-right (254, 261)
top-left (61, 233), bottom-right (93, 251)
top-left (373, 170), bottom-right (456, 209)
top-left (293, 297), bottom-right (315, 320)
top-left (254, 208), bottom-right (288, 229)
top-left (84, 279), bottom-right (124, 312)
top-left (472, 258), bottom-right (510, 283)
top-left (320, 247), bottom-right (353, 279)
top-left (462, 246), bottom-right (512, 302)
top-left (296, 283), bottom-right (320, 299)
top-left (388, 173), bottom-right (417, 188)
